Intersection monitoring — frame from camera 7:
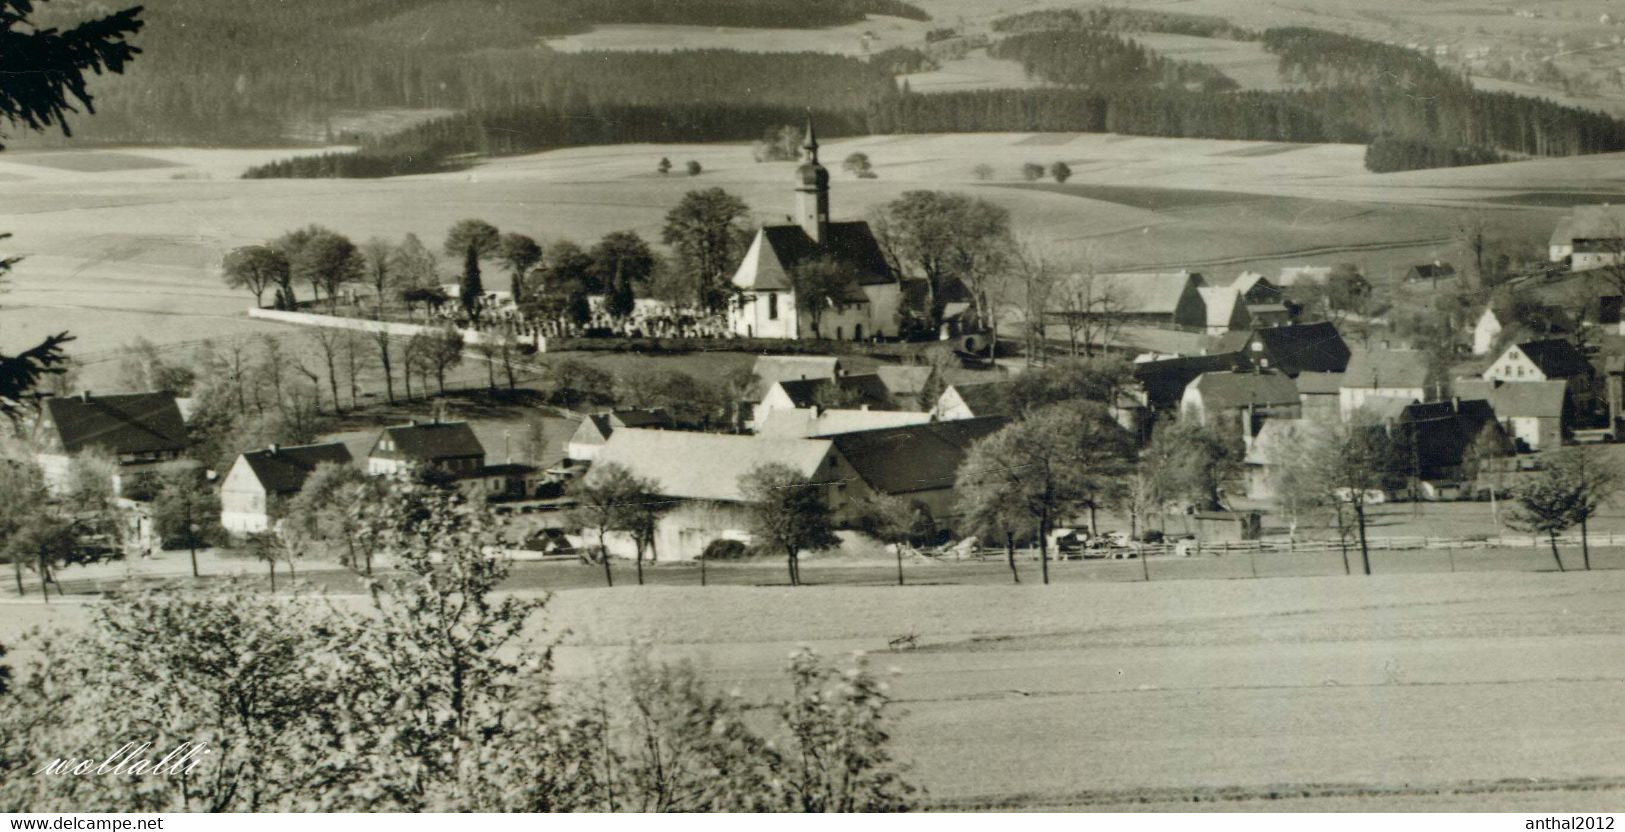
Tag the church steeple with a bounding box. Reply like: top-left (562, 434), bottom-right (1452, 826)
top-left (795, 114), bottom-right (830, 243)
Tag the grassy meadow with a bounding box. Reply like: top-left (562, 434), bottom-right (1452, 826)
top-left (3, 131), bottom-right (1616, 370)
top-left (5, 568), bottom-right (1624, 810)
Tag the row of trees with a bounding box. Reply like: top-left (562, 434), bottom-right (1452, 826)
top-left (0, 474), bottom-right (917, 812)
top-left (989, 30), bottom-right (1239, 92)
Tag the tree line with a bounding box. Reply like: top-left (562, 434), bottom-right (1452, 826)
top-left (988, 30), bottom-right (1239, 92)
top-left (991, 6), bottom-right (1259, 40)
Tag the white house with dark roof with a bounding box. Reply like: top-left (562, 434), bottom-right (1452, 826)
top-left (1339, 349), bottom-right (1431, 421)
top-left (565, 409), bottom-right (674, 462)
top-left (727, 121), bottom-right (899, 341)
top-left (1552, 205), bottom-right (1625, 270)
top-left (1454, 378), bottom-right (1569, 451)
top-left (367, 419), bottom-right (485, 478)
top-left (32, 391), bottom-right (196, 496)
top-left (220, 442), bottom-right (353, 534)
top-left (754, 373), bottom-right (892, 429)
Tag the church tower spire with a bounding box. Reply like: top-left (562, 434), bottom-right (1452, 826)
top-left (795, 114), bottom-right (829, 243)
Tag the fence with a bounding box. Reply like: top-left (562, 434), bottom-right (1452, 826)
top-left (946, 531), bottom-right (1625, 562)
top-left (246, 307), bottom-right (539, 348)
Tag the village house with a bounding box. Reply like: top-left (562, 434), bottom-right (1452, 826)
top-left (1244, 419), bottom-right (1330, 500)
top-left (1454, 378), bottom-right (1569, 452)
top-left (822, 417), bottom-right (1007, 527)
top-left (219, 442), bottom-right (353, 535)
top-left (726, 122), bottom-right (900, 341)
top-left (565, 409), bottom-right (674, 462)
top-left (1131, 352), bottom-right (1252, 414)
top-left (740, 355), bottom-right (842, 427)
top-left (1086, 271), bottom-right (1207, 331)
top-left (1339, 349), bottom-right (1432, 421)
top-left (873, 364), bottom-right (936, 411)
top-left (1180, 370), bottom-right (1301, 445)
top-left (756, 407), bottom-right (932, 438)
top-left (1217, 322), bottom-right (1351, 378)
top-left (1405, 262), bottom-right (1457, 286)
top-left (1195, 286), bottom-right (1252, 335)
top-left (1550, 205), bottom-right (1625, 271)
top-left (1294, 372), bottom-right (1344, 423)
top-left (1226, 273), bottom-right (1291, 327)
top-left (33, 391), bottom-right (195, 497)
top-left (589, 428), bottom-right (843, 561)
top-left (367, 419), bottom-right (486, 478)
top-left (1395, 399), bottom-right (1512, 498)
top-left (933, 379), bottom-right (1013, 420)
top-left (754, 373), bottom-right (893, 429)
top-left (1481, 338), bottom-right (1595, 406)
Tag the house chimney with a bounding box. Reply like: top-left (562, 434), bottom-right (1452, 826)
top-left (1452, 396), bottom-right (1460, 412)
top-left (408, 418), bottom-right (417, 427)
top-left (80, 390), bottom-right (90, 402)
top-left (268, 443), bottom-right (279, 455)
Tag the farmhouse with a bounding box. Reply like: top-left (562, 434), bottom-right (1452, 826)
top-left (1293, 372), bottom-right (1344, 423)
top-left (1180, 370), bottom-right (1301, 443)
top-left (1229, 322), bottom-right (1351, 377)
top-left (33, 391), bottom-right (195, 497)
top-left (823, 417), bottom-right (1007, 526)
top-left (726, 122), bottom-right (899, 341)
top-left (1244, 419), bottom-right (1330, 500)
top-left (1454, 378), bottom-right (1569, 451)
top-left (873, 364), bottom-right (936, 410)
top-left (367, 419), bottom-right (485, 478)
top-left (1131, 352), bottom-right (1252, 413)
top-left (1086, 271), bottom-right (1207, 330)
top-left (1481, 338), bottom-right (1595, 408)
top-left (1551, 205), bottom-right (1625, 271)
top-left (755, 373), bottom-right (892, 428)
top-left (934, 380), bottom-right (1013, 420)
top-left (756, 407), bottom-right (931, 438)
top-left (1195, 286), bottom-right (1251, 335)
top-left (565, 409), bottom-right (674, 462)
top-left (1339, 349), bottom-right (1431, 421)
top-left (1396, 399), bottom-right (1512, 494)
top-left (1405, 262), bottom-right (1457, 285)
top-left (590, 428), bottom-right (843, 560)
top-left (220, 442), bottom-right (353, 535)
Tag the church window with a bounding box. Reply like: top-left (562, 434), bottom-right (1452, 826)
top-left (768, 293), bottom-right (779, 320)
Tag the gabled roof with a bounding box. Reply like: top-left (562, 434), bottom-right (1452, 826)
top-left (1197, 286), bottom-right (1244, 330)
top-left (874, 365), bottom-right (934, 398)
top-left (238, 442), bottom-right (353, 496)
top-left (1514, 338), bottom-right (1590, 378)
top-left (1352, 395), bottom-right (1416, 421)
top-left (593, 428), bottom-right (833, 503)
top-left (1132, 352), bottom-right (1252, 410)
top-left (828, 417), bottom-right (1007, 496)
top-left (1454, 378), bottom-right (1568, 419)
top-left (40, 392), bottom-right (188, 456)
top-left (370, 420), bottom-right (485, 461)
top-left (775, 373), bottom-right (892, 410)
top-left (748, 355), bottom-right (841, 402)
top-left (1228, 271), bottom-right (1269, 296)
top-left (758, 408), bottom-right (932, 438)
top-left (1187, 371), bottom-right (1299, 410)
top-left (1088, 271), bottom-right (1203, 315)
top-left (1252, 322), bottom-right (1351, 376)
top-left (1293, 372), bottom-right (1345, 395)
top-left (943, 380), bottom-right (1013, 418)
top-left (732, 222), bottom-right (894, 292)
top-left (1550, 215), bottom-right (1574, 247)
top-left (1399, 399), bottom-right (1508, 474)
top-left (572, 409), bottom-right (674, 447)
top-left (1342, 349), bottom-right (1431, 390)
top-left (1566, 205), bottom-right (1625, 240)
top-left (1408, 262), bottom-right (1456, 280)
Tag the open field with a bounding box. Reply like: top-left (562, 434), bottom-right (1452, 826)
top-left (543, 16), bottom-right (930, 56)
top-left (7, 133), bottom-right (1619, 364)
top-left (5, 569), bottom-right (1625, 810)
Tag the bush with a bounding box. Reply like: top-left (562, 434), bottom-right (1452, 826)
top-left (701, 538), bottom-right (748, 560)
top-left (686, 160), bottom-right (703, 176)
top-left (1020, 162), bottom-right (1045, 181)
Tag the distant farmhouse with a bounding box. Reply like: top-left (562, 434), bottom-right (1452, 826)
top-left (727, 121), bottom-right (900, 341)
top-left (1549, 205), bottom-right (1625, 271)
top-left (220, 442), bottom-right (353, 534)
top-left (368, 419), bottom-right (486, 478)
top-left (33, 391), bottom-right (195, 497)
top-left (566, 409), bottom-right (674, 462)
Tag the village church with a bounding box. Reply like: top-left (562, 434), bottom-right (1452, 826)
top-left (727, 121), bottom-right (901, 340)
